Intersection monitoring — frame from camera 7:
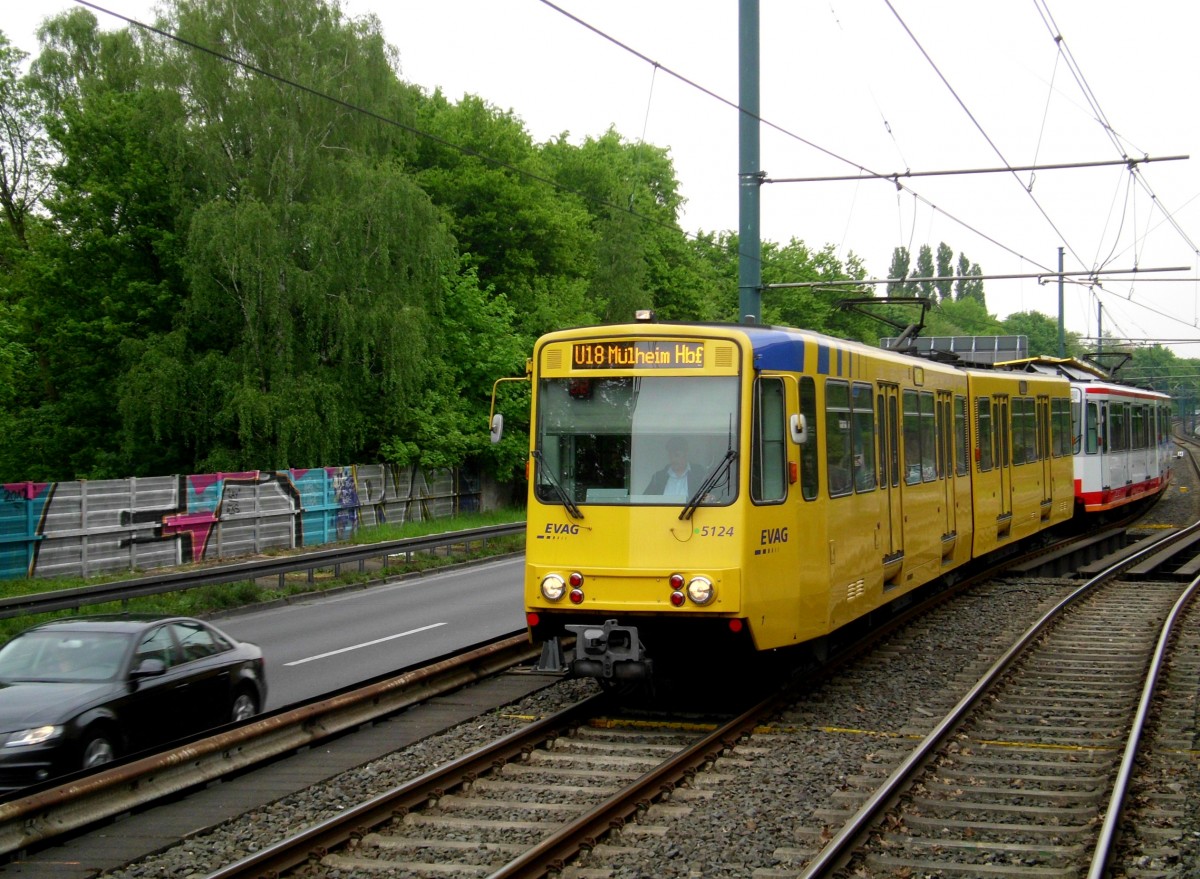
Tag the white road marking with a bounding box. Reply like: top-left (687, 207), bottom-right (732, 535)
top-left (284, 622), bottom-right (447, 666)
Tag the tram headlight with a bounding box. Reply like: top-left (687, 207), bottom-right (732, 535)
top-left (540, 574), bottom-right (566, 601)
top-left (686, 576), bottom-right (715, 606)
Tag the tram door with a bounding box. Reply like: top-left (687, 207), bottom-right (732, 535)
top-left (937, 391), bottom-right (957, 542)
top-left (1037, 395), bottom-right (1053, 510)
top-left (1106, 402), bottom-right (1129, 491)
top-left (995, 394), bottom-right (1013, 528)
top-left (878, 383), bottom-right (904, 578)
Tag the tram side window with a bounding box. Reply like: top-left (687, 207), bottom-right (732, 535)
top-left (920, 391), bottom-right (936, 482)
top-left (1085, 402), bottom-right (1100, 454)
top-left (825, 380), bottom-right (852, 497)
top-left (752, 377), bottom-right (787, 503)
top-left (1132, 406), bottom-right (1147, 450)
top-left (1030, 397), bottom-right (1043, 461)
top-left (934, 398), bottom-right (946, 477)
top-left (1038, 398), bottom-right (1051, 461)
top-left (1071, 398), bottom-right (1082, 453)
top-left (1052, 398), bottom-right (1071, 457)
top-left (954, 396), bottom-right (968, 476)
top-left (1009, 400), bottom-right (1024, 465)
top-left (1110, 403), bottom-right (1128, 452)
top-left (852, 383), bottom-right (876, 492)
top-left (1012, 397), bottom-right (1035, 464)
top-left (997, 399), bottom-right (1011, 468)
top-left (977, 397), bottom-right (994, 471)
top-left (903, 390), bottom-right (921, 484)
top-left (800, 376), bottom-right (818, 500)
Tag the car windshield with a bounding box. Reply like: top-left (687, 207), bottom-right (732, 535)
top-left (535, 375), bottom-right (739, 506)
top-left (0, 631), bottom-right (133, 682)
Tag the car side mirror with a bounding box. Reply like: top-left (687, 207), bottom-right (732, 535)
top-left (130, 658), bottom-right (166, 678)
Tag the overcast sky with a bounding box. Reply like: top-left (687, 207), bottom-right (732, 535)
top-left (8, 1), bottom-right (1200, 353)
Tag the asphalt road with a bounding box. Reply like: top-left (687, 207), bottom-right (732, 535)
top-left (213, 555), bottom-right (527, 710)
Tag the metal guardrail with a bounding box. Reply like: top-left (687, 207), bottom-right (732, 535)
top-left (0, 523), bottom-right (526, 621)
top-left (0, 634), bottom-right (540, 856)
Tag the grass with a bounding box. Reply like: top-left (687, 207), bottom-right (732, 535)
top-left (0, 507), bottom-right (527, 642)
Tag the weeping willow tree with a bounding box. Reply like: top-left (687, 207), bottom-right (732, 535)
top-left (117, 0), bottom-right (457, 470)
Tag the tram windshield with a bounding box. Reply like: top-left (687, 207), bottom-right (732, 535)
top-left (534, 376), bottom-right (739, 507)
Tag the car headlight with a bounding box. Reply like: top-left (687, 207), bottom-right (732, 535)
top-left (686, 576), bottom-right (716, 606)
top-left (5, 725), bottom-right (63, 748)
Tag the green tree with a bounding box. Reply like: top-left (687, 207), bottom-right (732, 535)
top-left (761, 240), bottom-right (874, 341)
top-left (954, 253), bottom-right (986, 306)
top-left (130, 0), bottom-right (454, 471)
top-left (935, 242), bottom-right (954, 301)
top-left (924, 296), bottom-right (1000, 337)
top-left (887, 247), bottom-right (913, 296)
top-left (999, 310), bottom-right (1083, 359)
top-left (542, 128), bottom-right (705, 323)
top-left (0, 33), bottom-right (52, 250)
top-left (382, 259), bottom-right (528, 478)
top-left (1, 13), bottom-right (182, 479)
top-left (915, 244), bottom-right (935, 300)
top-left (412, 92), bottom-right (595, 338)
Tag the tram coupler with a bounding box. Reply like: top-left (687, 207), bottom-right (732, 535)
top-left (564, 619), bottom-right (652, 680)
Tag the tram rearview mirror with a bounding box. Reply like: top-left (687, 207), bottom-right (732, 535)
top-left (790, 413), bottom-right (807, 444)
top-left (490, 414), bottom-right (504, 444)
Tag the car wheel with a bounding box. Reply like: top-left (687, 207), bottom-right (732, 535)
top-left (81, 733), bottom-right (116, 770)
top-left (230, 690), bottom-right (259, 722)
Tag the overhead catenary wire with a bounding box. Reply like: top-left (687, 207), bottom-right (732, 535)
top-left (1032, 0), bottom-right (1200, 259)
top-left (882, 0), bottom-right (1088, 269)
top-left (537, 0), bottom-right (1065, 278)
top-left (540, 0), bottom-right (1197, 329)
top-left (765, 265), bottom-right (1189, 289)
top-left (767, 155), bottom-right (1187, 185)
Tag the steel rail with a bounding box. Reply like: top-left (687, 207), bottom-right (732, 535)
top-left (484, 690), bottom-right (784, 879)
top-left (0, 632), bottom-right (535, 856)
top-left (0, 522), bottom-right (525, 620)
top-left (201, 692), bottom-right (612, 879)
top-left (796, 517), bottom-right (1200, 879)
top-left (1087, 571), bottom-right (1200, 879)
top-left (203, 686), bottom-right (785, 879)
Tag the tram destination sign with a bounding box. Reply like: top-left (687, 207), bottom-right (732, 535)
top-left (572, 340), bottom-right (705, 369)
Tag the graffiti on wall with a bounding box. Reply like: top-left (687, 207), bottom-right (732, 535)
top-left (1, 482), bottom-right (55, 581)
top-left (118, 471), bottom-right (305, 562)
top-left (1, 466), bottom-right (371, 580)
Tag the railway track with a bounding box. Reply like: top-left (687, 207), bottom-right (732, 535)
top-left (185, 533), bottom-right (1198, 879)
top-left (794, 524), bottom-right (1200, 879)
top-left (10, 451), bottom-right (1199, 877)
top-left (0, 634), bottom-right (544, 860)
top-left (205, 691), bottom-right (780, 879)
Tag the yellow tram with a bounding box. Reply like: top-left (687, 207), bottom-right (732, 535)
top-left (507, 318), bottom-right (1075, 680)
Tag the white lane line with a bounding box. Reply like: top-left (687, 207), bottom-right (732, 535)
top-left (284, 622), bottom-right (447, 666)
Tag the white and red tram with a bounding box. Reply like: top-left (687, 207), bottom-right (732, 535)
top-left (1001, 357), bottom-right (1172, 515)
top-left (1071, 379), bottom-right (1173, 513)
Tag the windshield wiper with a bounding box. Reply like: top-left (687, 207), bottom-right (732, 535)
top-left (679, 449), bottom-right (737, 521)
top-left (530, 450), bottom-right (584, 519)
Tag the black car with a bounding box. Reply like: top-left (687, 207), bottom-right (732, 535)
top-left (0, 615), bottom-right (267, 792)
